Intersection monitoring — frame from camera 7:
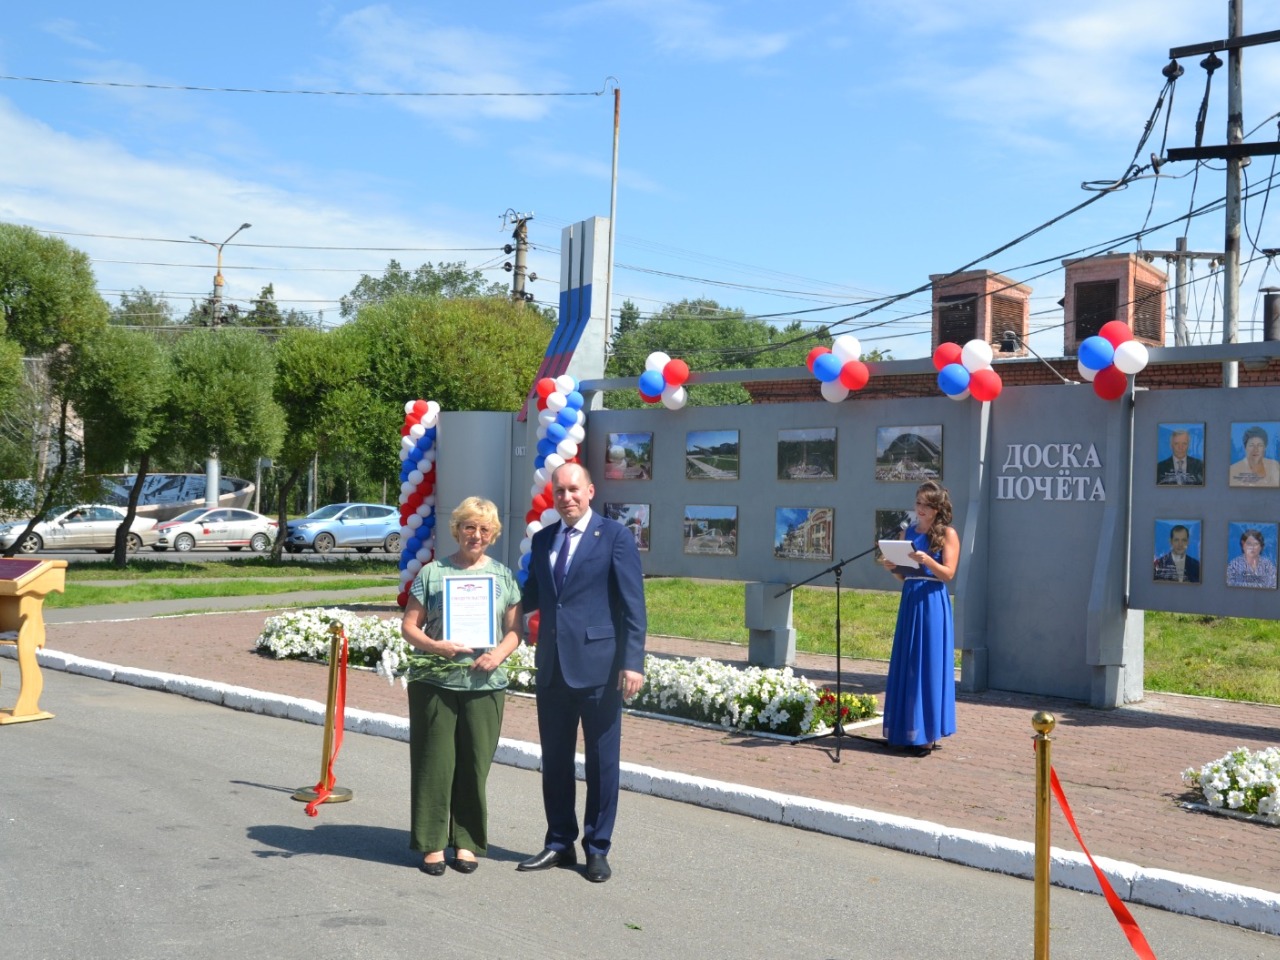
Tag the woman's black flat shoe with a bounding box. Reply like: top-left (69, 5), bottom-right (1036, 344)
top-left (452, 857), bottom-right (479, 874)
top-left (419, 859), bottom-right (447, 876)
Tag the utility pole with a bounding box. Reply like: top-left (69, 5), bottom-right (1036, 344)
top-left (190, 222), bottom-right (252, 326)
top-left (1141, 239), bottom-right (1222, 346)
top-left (1165, 2), bottom-right (1280, 385)
top-left (503, 211), bottom-right (535, 304)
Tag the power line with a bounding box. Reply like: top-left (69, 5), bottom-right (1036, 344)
top-left (0, 75), bottom-right (610, 98)
top-left (40, 228), bottom-right (500, 252)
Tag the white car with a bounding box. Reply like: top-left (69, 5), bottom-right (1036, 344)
top-left (0, 504), bottom-right (159, 554)
top-left (152, 507), bottom-right (278, 552)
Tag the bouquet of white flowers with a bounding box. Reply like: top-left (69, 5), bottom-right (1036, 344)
top-left (1183, 746), bottom-right (1280, 823)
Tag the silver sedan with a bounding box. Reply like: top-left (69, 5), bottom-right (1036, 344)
top-left (0, 504), bottom-right (159, 554)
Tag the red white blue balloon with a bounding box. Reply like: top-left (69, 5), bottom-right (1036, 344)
top-left (809, 336), bottom-right (871, 402)
top-left (1079, 321), bottom-right (1148, 400)
top-left (521, 374), bottom-right (588, 586)
top-left (637, 351), bottom-right (690, 409)
top-left (397, 399), bottom-right (439, 607)
top-left (934, 339), bottom-right (1002, 403)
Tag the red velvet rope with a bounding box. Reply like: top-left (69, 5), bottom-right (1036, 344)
top-left (304, 627), bottom-right (349, 817)
top-left (1047, 762), bottom-right (1157, 959)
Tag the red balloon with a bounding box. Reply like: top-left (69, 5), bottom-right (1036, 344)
top-left (397, 590), bottom-right (409, 609)
top-left (1092, 364), bottom-right (1128, 400)
top-left (806, 346), bottom-right (830, 372)
top-left (663, 358), bottom-right (690, 386)
top-left (527, 610), bottom-right (541, 645)
top-left (535, 377), bottom-right (558, 399)
top-left (525, 509), bottom-right (539, 524)
top-left (969, 368), bottom-right (1003, 402)
top-left (400, 423), bottom-right (411, 436)
top-left (639, 391), bottom-right (661, 404)
top-left (536, 397), bottom-right (548, 411)
top-left (412, 399), bottom-right (428, 415)
top-left (1098, 320), bottom-right (1133, 348)
top-left (838, 359), bottom-right (870, 390)
top-left (533, 493), bottom-right (551, 512)
top-left (933, 342), bottom-right (963, 371)
top-left (543, 482), bottom-right (553, 498)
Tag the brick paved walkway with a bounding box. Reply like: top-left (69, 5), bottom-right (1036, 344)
top-left (40, 603), bottom-right (1280, 893)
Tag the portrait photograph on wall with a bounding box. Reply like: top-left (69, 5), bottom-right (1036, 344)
top-left (1155, 423), bottom-right (1206, 486)
top-left (603, 502), bottom-right (650, 552)
top-left (685, 430), bottom-right (740, 480)
top-left (1227, 422), bottom-right (1280, 488)
top-left (777, 427), bottom-right (836, 480)
top-left (1152, 518), bottom-right (1201, 584)
top-left (875, 425), bottom-right (942, 482)
top-left (682, 505), bottom-right (738, 556)
top-left (1225, 521), bottom-right (1278, 589)
top-left (773, 507), bottom-right (834, 561)
top-left (873, 508), bottom-right (915, 561)
top-left (604, 432), bottom-right (653, 481)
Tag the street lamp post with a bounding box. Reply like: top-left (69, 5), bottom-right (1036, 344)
top-left (190, 222), bottom-right (251, 326)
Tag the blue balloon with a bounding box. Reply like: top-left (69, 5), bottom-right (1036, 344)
top-left (937, 363), bottom-right (971, 396)
top-left (546, 422), bottom-right (567, 443)
top-left (564, 390), bottom-right (584, 410)
top-left (537, 437), bottom-right (556, 456)
top-left (555, 409), bottom-right (578, 427)
top-left (1078, 335), bottom-right (1115, 371)
top-left (812, 352), bottom-right (842, 383)
top-left (398, 557), bottom-right (410, 570)
top-left (534, 455), bottom-right (546, 468)
top-left (424, 427), bottom-right (437, 439)
top-left (422, 515), bottom-right (436, 531)
top-left (407, 536), bottom-right (422, 553)
top-left (417, 434), bottom-right (434, 451)
top-left (517, 569), bottom-right (528, 587)
top-left (639, 369), bottom-right (665, 396)
top-left (519, 552), bottom-right (531, 569)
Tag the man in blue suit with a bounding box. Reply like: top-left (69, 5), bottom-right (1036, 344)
top-left (517, 462), bottom-right (647, 883)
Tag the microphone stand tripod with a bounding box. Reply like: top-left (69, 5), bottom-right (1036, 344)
top-left (776, 543), bottom-right (880, 762)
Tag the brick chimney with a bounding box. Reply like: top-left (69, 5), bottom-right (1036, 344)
top-left (1062, 253), bottom-right (1167, 355)
top-left (930, 270), bottom-right (1031, 357)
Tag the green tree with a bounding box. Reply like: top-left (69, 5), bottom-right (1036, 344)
top-left (67, 326), bottom-right (174, 565)
top-left (0, 223), bottom-right (110, 353)
top-left (110, 287), bottom-right (174, 326)
top-left (339, 260), bottom-right (507, 319)
top-left (238, 283), bottom-right (315, 330)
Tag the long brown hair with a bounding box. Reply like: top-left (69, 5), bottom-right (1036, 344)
top-left (916, 480), bottom-right (953, 555)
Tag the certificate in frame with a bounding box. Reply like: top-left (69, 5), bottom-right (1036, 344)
top-left (441, 575), bottom-right (498, 648)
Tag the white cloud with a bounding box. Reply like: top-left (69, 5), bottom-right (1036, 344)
top-left (555, 0), bottom-right (792, 62)
top-left (39, 18), bottom-right (103, 52)
top-left (525, 144), bottom-right (664, 194)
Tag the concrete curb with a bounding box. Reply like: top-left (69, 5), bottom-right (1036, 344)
top-left (7, 644), bottom-right (1279, 936)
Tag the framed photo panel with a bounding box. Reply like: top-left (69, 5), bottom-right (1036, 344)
top-left (1227, 422), bottom-right (1280, 488)
top-left (683, 505), bottom-right (738, 556)
top-left (1152, 518), bottom-right (1201, 584)
top-left (777, 428), bottom-right (836, 480)
top-left (1155, 423), bottom-right (1205, 486)
top-left (875, 425), bottom-right (942, 482)
top-left (603, 502), bottom-right (650, 552)
top-left (1225, 521), bottom-right (1278, 589)
top-left (774, 507), bottom-right (834, 561)
top-left (604, 432), bottom-right (653, 481)
top-left (685, 430), bottom-right (739, 480)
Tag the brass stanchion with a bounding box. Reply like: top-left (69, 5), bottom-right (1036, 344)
top-left (1032, 711), bottom-right (1056, 960)
top-left (293, 624), bottom-right (353, 805)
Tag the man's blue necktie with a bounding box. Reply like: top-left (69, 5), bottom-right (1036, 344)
top-left (553, 527), bottom-right (577, 592)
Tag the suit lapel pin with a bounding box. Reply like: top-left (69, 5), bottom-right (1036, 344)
top-left (594, 530), bottom-right (601, 537)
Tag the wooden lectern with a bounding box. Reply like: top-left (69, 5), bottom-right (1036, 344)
top-left (0, 558), bottom-right (67, 724)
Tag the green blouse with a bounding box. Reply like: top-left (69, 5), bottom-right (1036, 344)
top-left (406, 555), bottom-right (520, 692)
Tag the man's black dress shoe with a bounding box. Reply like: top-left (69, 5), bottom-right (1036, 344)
top-left (516, 847), bottom-right (577, 871)
top-left (585, 853), bottom-right (611, 883)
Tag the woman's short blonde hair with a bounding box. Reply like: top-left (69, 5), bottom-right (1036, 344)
top-left (449, 496), bottom-right (502, 542)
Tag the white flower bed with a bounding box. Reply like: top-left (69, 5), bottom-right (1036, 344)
top-left (256, 608), bottom-right (873, 737)
top-left (1183, 745), bottom-right (1280, 823)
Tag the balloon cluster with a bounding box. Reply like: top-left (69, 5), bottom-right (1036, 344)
top-left (806, 335), bottom-right (870, 402)
top-left (637, 352), bottom-right (689, 409)
top-left (517, 375), bottom-right (587, 589)
top-left (396, 399), bottom-right (440, 608)
top-left (1077, 321), bottom-right (1149, 401)
top-left (933, 339), bottom-right (1003, 402)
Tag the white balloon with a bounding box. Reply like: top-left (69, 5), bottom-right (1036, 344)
top-left (408, 423), bottom-right (425, 439)
top-left (398, 492), bottom-right (409, 505)
top-left (820, 380), bottom-right (850, 403)
top-left (947, 388), bottom-right (971, 401)
top-left (538, 409), bottom-right (557, 426)
top-left (400, 480), bottom-right (414, 494)
top-left (420, 412), bottom-right (438, 429)
top-left (408, 470), bottom-right (424, 485)
top-left (530, 483), bottom-right (544, 499)
top-left (533, 467), bottom-right (549, 486)
top-left (645, 351), bottom-right (671, 372)
top-left (1112, 339), bottom-right (1149, 375)
top-left (526, 521), bottom-right (543, 537)
top-left (536, 425), bottom-right (548, 440)
top-left (1077, 359), bottom-right (1098, 382)
top-left (426, 400), bottom-right (440, 418)
top-left (556, 439), bottom-right (578, 459)
top-left (567, 424), bottom-right (586, 444)
top-left (400, 525), bottom-right (413, 539)
top-left (576, 409), bottom-right (587, 426)
top-left (425, 494), bottom-right (436, 506)
top-left (555, 374), bottom-right (577, 394)
top-left (546, 392), bottom-right (567, 412)
top-left (398, 448), bottom-right (409, 461)
top-left (961, 339), bottom-right (994, 372)
top-left (661, 385), bottom-right (687, 410)
top-left (404, 400), bottom-right (417, 414)
top-left (831, 335), bottom-right (862, 364)
top-left (519, 537), bottom-right (532, 554)
top-left (416, 548), bottom-right (432, 563)
top-left (419, 449), bottom-right (435, 464)
top-left (406, 513), bottom-right (423, 529)
top-left (544, 453), bottom-right (566, 471)
top-left (540, 507), bottom-right (560, 525)
top-left (416, 503), bottom-right (432, 517)
top-left (400, 436), bottom-right (415, 451)
top-left (407, 558), bottom-right (423, 576)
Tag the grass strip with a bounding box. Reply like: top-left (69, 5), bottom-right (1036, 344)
top-left (64, 558), bottom-right (398, 581)
top-left (45, 577), bottom-right (393, 608)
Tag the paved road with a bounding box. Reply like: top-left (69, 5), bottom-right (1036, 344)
top-left (4, 671), bottom-right (1275, 960)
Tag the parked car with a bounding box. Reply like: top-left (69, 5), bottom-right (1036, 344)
top-left (0, 504), bottom-right (159, 554)
top-left (152, 507), bottom-right (277, 552)
top-left (285, 502), bottom-right (401, 554)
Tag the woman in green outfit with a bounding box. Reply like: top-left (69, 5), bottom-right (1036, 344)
top-left (401, 496), bottom-right (522, 875)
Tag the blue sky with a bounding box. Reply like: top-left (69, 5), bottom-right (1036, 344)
top-left (3, 2), bottom-right (1279, 360)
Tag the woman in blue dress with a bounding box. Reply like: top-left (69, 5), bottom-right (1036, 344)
top-left (878, 480), bottom-right (958, 757)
